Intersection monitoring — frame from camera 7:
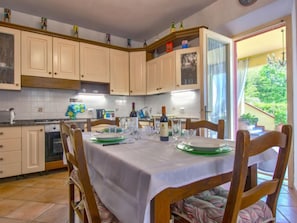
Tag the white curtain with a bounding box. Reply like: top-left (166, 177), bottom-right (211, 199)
top-left (237, 59), bottom-right (249, 106)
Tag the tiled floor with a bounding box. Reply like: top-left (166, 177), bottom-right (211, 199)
top-left (0, 169), bottom-right (297, 223)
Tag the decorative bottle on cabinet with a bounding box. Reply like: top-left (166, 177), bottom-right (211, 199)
top-left (160, 106), bottom-right (169, 141)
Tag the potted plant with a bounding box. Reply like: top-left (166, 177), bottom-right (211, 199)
top-left (239, 113), bottom-right (259, 130)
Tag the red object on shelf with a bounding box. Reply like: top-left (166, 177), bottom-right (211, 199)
top-left (166, 41), bottom-right (173, 52)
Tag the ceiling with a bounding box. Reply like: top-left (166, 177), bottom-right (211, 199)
top-left (237, 27), bottom-right (286, 58)
top-left (0, 0), bottom-right (218, 41)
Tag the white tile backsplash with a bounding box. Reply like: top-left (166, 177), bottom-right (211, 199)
top-left (0, 88), bottom-right (200, 120)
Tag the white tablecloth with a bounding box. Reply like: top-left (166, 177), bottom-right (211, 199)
top-left (83, 133), bottom-right (276, 223)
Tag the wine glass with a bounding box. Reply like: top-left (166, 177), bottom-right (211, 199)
top-left (171, 119), bottom-right (181, 143)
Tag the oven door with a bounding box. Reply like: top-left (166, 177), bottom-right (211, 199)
top-left (45, 131), bottom-right (63, 162)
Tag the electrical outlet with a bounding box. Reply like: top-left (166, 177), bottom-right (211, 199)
top-left (38, 107), bottom-right (43, 112)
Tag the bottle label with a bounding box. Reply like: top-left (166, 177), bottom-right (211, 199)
top-left (160, 122), bottom-right (168, 137)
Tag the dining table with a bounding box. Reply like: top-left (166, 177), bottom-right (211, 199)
top-left (82, 131), bottom-right (276, 223)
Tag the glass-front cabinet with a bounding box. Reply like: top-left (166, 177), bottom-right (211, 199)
top-left (0, 26), bottom-right (21, 90)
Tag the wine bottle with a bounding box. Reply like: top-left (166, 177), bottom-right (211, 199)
top-left (129, 102), bottom-right (138, 131)
top-left (130, 102), bottom-right (137, 117)
top-left (160, 106), bottom-right (169, 141)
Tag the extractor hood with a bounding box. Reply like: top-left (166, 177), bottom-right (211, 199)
top-left (78, 82), bottom-right (109, 95)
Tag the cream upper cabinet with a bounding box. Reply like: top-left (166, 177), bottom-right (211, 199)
top-left (22, 31), bottom-right (79, 80)
top-left (146, 51), bottom-right (175, 95)
top-left (129, 51), bottom-right (146, 95)
top-left (175, 47), bottom-right (199, 90)
top-left (146, 58), bottom-right (160, 95)
top-left (21, 125), bottom-right (45, 174)
top-left (80, 43), bottom-right (110, 83)
top-left (0, 26), bottom-right (21, 90)
top-left (109, 49), bottom-right (129, 95)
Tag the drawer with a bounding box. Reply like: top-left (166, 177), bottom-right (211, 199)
top-left (0, 163), bottom-right (22, 178)
top-left (0, 150), bottom-right (22, 164)
top-left (0, 127), bottom-right (21, 139)
top-left (0, 138), bottom-right (21, 152)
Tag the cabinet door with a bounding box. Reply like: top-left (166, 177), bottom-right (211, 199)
top-left (129, 51), bottom-right (146, 95)
top-left (160, 52), bottom-right (175, 93)
top-left (146, 58), bottom-right (161, 95)
top-left (175, 47), bottom-right (199, 90)
top-left (21, 126), bottom-right (45, 174)
top-left (110, 49), bottom-right (129, 95)
top-left (21, 31), bottom-right (52, 78)
top-left (0, 26), bottom-right (21, 90)
top-left (53, 37), bottom-right (79, 80)
top-left (80, 43), bottom-right (110, 83)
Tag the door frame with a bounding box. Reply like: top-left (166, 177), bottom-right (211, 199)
top-left (233, 15), bottom-right (293, 188)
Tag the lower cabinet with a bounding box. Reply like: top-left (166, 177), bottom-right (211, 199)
top-left (0, 127), bottom-right (22, 178)
top-left (21, 126), bottom-right (45, 174)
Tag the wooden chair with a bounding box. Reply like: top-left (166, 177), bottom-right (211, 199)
top-left (185, 118), bottom-right (225, 139)
top-left (60, 121), bottom-right (86, 223)
top-left (86, 117), bottom-right (120, 132)
top-left (172, 124), bottom-right (292, 223)
top-left (60, 121), bottom-right (119, 223)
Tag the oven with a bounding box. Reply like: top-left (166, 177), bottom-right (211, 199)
top-left (44, 123), bottom-right (65, 170)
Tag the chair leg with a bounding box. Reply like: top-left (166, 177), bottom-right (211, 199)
top-left (69, 183), bottom-right (75, 223)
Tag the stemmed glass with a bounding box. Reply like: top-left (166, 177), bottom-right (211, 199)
top-left (171, 119), bottom-right (181, 144)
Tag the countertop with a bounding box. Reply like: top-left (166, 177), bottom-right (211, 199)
top-left (0, 118), bottom-right (87, 127)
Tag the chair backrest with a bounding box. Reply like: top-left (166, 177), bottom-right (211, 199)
top-left (185, 119), bottom-right (225, 139)
top-left (60, 121), bottom-right (102, 222)
top-left (223, 124), bottom-right (292, 223)
top-left (86, 117), bottom-right (120, 132)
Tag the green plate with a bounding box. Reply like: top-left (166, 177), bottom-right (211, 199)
top-left (176, 143), bottom-right (232, 155)
top-left (91, 133), bottom-right (125, 143)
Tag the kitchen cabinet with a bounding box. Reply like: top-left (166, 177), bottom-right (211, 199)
top-left (109, 48), bottom-right (129, 95)
top-left (175, 47), bottom-right (199, 90)
top-left (22, 31), bottom-right (79, 80)
top-left (21, 125), bottom-right (45, 174)
top-left (129, 51), bottom-right (146, 95)
top-left (0, 127), bottom-right (22, 178)
top-left (0, 26), bottom-right (21, 90)
top-left (80, 42), bottom-right (110, 83)
top-left (146, 51), bottom-right (175, 95)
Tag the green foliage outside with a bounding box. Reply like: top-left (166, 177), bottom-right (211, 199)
top-left (244, 54), bottom-right (287, 126)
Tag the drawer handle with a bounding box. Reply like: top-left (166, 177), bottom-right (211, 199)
top-left (0, 170), bottom-right (3, 174)
top-left (0, 132), bottom-right (3, 135)
top-left (0, 145), bottom-right (3, 148)
top-left (0, 157), bottom-right (3, 161)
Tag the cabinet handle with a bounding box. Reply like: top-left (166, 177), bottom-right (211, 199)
top-left (176, 84), bottom-right (180, 87)
top-left (81, 74), bottom-right (84, 78)
top-left (0, 170), bottom-right (3, 174)
top-left (54, 72), bottom-right (57, 75)
top-left (111, 89), bottom-right (114, 92)
top-left (0, 145), bottom-right (3, 148)
top-left (40, 129), bottom-right (43, 132)
top-left (0, 132), bottom-right (3, 135)
top-left (49, 71), bottom-right (52, 74)
top-left (0, 157), bottom-right (3, 161)
top-left (16, 83), bottom-right (19, 86)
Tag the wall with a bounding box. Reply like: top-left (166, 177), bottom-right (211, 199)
top-left (0, 88), bottom-right (200, 120)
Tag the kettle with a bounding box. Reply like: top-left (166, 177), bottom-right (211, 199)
top-left (9, 108), bottom-right (15, 124)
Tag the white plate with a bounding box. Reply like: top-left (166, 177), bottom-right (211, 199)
top-left (94, 133), bottom-right (125, 141)
top-left (183, 137), bottom-right (226, 151)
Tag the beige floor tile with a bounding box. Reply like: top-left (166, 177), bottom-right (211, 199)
top-left (5, 201), bottom-right (54, 220)
top-left (8, 187), bottom-right (49, 201)
top-left (34, 204), bottom-right (68, 223)
top-left (0, 199), bottom-right (25, 216)
top-left (0, 185), bottom-right (25, 199)
top-left (33, 188), bottom-right (68, 204)
top-left (0, 217), bottom-right (30, 223)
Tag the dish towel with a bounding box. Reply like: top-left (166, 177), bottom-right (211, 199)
top-left (65, 103), bottom-right (86, 120)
